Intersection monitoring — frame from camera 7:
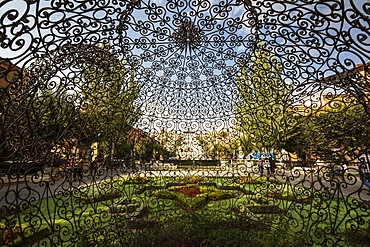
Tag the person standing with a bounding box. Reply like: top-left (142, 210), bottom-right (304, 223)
top-left (75, 157), bottom-right (84, 181)
top-left (265, 158), bottom-right (271, 176)
top-left (269, 156), bottom-right (276, 176)
top-left (66, 158), bottom-right (73, 180)
top-left (91, 157), bottom-right (98, 176)
top-left (257, 159), bottom-right (264, 177)
top-left (358, 155), bottom-right (370, 195)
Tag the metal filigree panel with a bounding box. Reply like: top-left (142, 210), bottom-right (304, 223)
top-left (1, 0), bottom-right (370, 246)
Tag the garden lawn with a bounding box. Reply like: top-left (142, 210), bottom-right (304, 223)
top-left (1, 176), bottom-right (369, 246)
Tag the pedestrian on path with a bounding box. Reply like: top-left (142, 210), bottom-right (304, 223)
top-left (65, 158), bottom-right (73, 180)
top-left (91, 157), bottom-right (99, 176)
top-left (265, 158), bottom-right (271, 176)
top-left (75, 157), bottom-right (84, 181)
top-left (357, 155), bottom-right (370, 195)
top-left (257, 159), bottom-right (264, 177)
top-left (269, 156), bottom-right (276, 176)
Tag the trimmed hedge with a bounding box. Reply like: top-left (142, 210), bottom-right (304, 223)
top-left (0, 162), bottom-right (51, 174)
top-left (167, 160), bottom-right (220, 166)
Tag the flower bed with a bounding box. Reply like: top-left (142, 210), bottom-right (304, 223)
top-left (247, 205), bottom-right (286, 214)
top-left (100, 177), bottom-right (151, 185)
top-left (179, 176), bottom-right (205, 184)
top-left (75, 177), bottom-right (151, 204)
top-left (264, 192), bottom-right (313, 204)
top-left (260, 185), bottom-right (313, 204)
top-left (76, 190), bottom-right (122, 204)
top-left (0, 224), bottom-right (50, 246)
top-left (233, 176), bottom-right (282, 185)
top-left (173, 185), bottom-right (211, 197)
top-left (153, 185), bottom-right (236, 211)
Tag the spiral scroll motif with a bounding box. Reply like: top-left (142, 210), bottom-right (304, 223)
top-left (1, 0), bottom-right (370, 246)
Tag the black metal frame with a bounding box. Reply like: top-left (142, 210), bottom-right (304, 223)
top-left (1, 0), bottom-right (370, 246)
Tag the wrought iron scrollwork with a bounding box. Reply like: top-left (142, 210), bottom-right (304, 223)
top-left (1, 0), bottom-right (370, 246)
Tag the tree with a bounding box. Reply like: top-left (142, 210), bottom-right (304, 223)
top-left (0, 60), bottom-right (89, 161)
top-left (135, 137), bottom-right (165, 161)
top-left (234, 42), bottom-right (293, 153)
top-left (80, 43), bottom-right (141, 159)
top-left (196, 135), bottom-right (213, 159)
top-left (196, 131), bottom-right (242, 160)
top-left (31, 88), bottom-right (87, 155)
top-left (284, 98), bottom-right (370, 162)
top-left (165, 136), bottom-right (185, 158)
top-left (0, 43), bottom-right (141, 162)
top-left (282, 114), bottom-right (324, 162)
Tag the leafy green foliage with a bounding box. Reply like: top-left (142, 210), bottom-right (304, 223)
top-left (76, 177), bottom-right (151, 204)
top-left (233, 176), bottom-right (282, 185)
top-left (0, 224), bottom-right (50, 246)
top-left (152, 185), bottom-right (236, 210)
top-left (196, 132), bottom-right (239, 159)
top-left (235, 42), bottom-right (293, 152)
top-left (23, 42), bottom-right (141, 160)
top-left (283, 98), bottom-right (370, 161)
top-left (179, 175), bottom-right (205, 184)
top-left (126, 214), bottom-right (267, 247)
top-left (134, 137), bottom-right (166, 161)
top-left (4, 175), bottom-right (369, 246)
top-left (80, 43), bottom-right (141, 158)
top-left (32, 89), bottom-right (86, 150)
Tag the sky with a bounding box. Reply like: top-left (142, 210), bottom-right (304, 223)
top-left (1, 0), bottom-right (369, 134)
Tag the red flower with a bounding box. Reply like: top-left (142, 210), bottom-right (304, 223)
top-left (173, 186), bottom-right (214, 197)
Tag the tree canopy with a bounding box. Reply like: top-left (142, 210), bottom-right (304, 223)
top-left (234, 42), bottom-right (293, 153)
top-left (283, 96), bottom-right (370, 161)
top-left (79, 43), bottom-right (141, 159)
top-left (25, 42), bottom-right (141, 160)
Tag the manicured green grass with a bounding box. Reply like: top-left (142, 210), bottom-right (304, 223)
top-left (2, 175), bottom-right (370, 246)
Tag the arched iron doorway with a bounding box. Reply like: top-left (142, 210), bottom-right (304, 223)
top-left (1, 0), bottom-right (370, 246)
